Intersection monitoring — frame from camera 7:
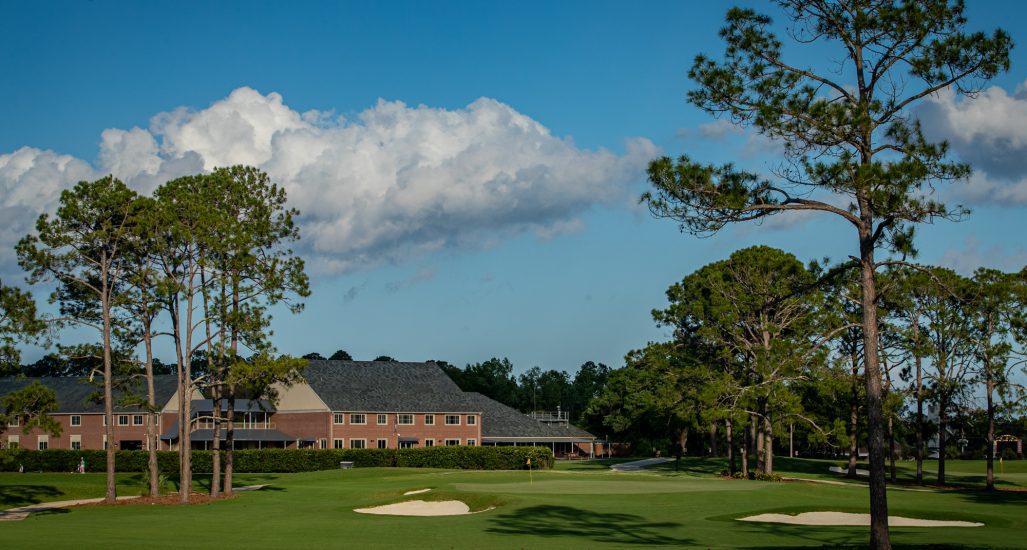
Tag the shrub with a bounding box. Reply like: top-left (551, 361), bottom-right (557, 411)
top-left (0, 446), bottom-right (554, 473)
top-left (754, 471), bottom-right (783, 482)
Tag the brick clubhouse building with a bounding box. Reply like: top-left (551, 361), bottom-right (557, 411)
top-left (1, 360), bottom-right (598, 457)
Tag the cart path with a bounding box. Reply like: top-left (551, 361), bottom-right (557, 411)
top-left (610, 457), bottom-right (675, 471)
top-left (0, 484), bottom-right (268, 521)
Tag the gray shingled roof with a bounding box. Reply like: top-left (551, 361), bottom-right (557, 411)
top-left (0, 375), bottom-right (179, 414)
top-left (303, 360), bottom-right (477, 413)
top-left (463, 392), bottom-right (595, 441)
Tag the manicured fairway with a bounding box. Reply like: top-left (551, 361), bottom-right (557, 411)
top-left (1, 461), bottom-right (1024, 548)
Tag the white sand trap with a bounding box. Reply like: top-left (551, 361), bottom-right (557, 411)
top-left (740, 511), bottom-right (983, 528)
top-left (355, 500), bottom-right (471, 516)
top-left (403, 488), bottom-right (432, 496)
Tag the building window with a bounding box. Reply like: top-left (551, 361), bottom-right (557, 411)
top-left (397, 414), bottom-right (413, 425)
top-left (7, 435), bottom-right (19, 449)
top-left (103, 435), bottom-right (108, 450)
top-left (333, 439), bottom-right (344, 449)
top-left (424, 414), bottom-right (434, 425)
top-left (424, 439), bottom-right (434, 447)
top-left (319, 439), bottom-right (328, 449)
top-left (350, 439), bottom-right (366, 449)
top-left (349, 414), bottom-right (366, 425)
top-left (333, 413), bottom-right (345, 425)
top-left (377, 439), bottom-right (387, 449)
top-left (70, 415), bottom-right (81, 427)
top-left (445, 415), bottom-right (460, 425)
top-left (377, 414), bottom-right (388, 425)
top-left (133, 415), bottom-right (144, 426)
top-left (38, 435), bottom-right (49, 450)
top-left (467, 415), bottom-right (476, 425)
top-left (102, 416), bottom-right (105, 426)
top-left (118, 415), bottom-right (129, 426)
top-left (399, 440), bottom-right (414, 449)
top-left (467, 439), bottom-right (476, 447)
top-left (445, 439), bottom-right (460, 446)
top-left (7, 417), bottom-right (17, 427)
top-left (70, 435), bottom-right (82, 451)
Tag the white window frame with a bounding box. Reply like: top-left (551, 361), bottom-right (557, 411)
top-left (349, 438), bottom-right (366, 449)
top-left (399, 440), bottom-right (414, 449)
top-left (376, 438), bottom-right (387, 449)
top-left (319, 439), bottom-right (328, 449)
top-left (397, 414), bottom-right (414, 425)
top-left (445, 415), bottom-right (460, 426)
top-left (377, 414), bottom-right (388, 425)
top-left (445, 438), bottom-right (460, 446)
top-left (7, 417), bottom-right (18, 427)
top-left (38, 435), bottom-right (49, 450)
top-left (118, 415), bottom-right (129, 426)
top-left (349, 413), bottom-right (366, 425)
top-left (70, 435), bottom-right (82, 450)
top-left (424, 414), bottom-right (435, 425)
top-left (7, 435), bottom-right (19, 448)
top-left (424, 438), bottom-right (435, 447)
top-left (333, 413), bottom-right (345, 425)
top-left (70, 415), bottom-right (81, 427)
top-left (133, 415), bottom-right (144, 426)
top-left (467, 439), bottom-right (476, 447)
top-left (333, 438), bottom-right (344, 449)
top-left (466, 415), bottom-right (476, 426)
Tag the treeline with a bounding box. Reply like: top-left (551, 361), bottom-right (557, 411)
top-left (438, 358), bottom-right (610, 429)
top-left (0, 168), bottom-right (310, 506)
top-left (585, 246), bottom-right (1027, 488)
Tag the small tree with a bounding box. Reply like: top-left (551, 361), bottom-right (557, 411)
top-left (0, 382), bottom-right (61, 438)
top-left (1, 281), bottom-right (45, 376)
top-left (642, 3), bottom-right (1010, 546)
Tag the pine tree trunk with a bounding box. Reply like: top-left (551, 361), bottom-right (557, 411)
top-left (848, 347), bottom-right (860, 479)
top-left (224, 385), bottom-right (235, 496)
top-left (144, 332), bottom-right (159, 498)
top-left (763, 415), bottom-right (773, 474)
top-left (754, 413), bottom-right (765, 474)
top-left (210, 386), bottom-right (221, 497)
top-left (915, 348), bottom-right (924, 484)
top-left (858, 238), bottom-right (890, 549)
top-left (938, 397), bottom-right (948, 486)
top-left (986, 372), bottom-right (995, 491)
top-left (726, 419), bottom-right (735, 475)
top-left (101, 261), bottom-right (116, 504)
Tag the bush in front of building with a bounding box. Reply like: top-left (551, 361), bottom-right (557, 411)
top-left (0, 446), bottom-right (553, 473)
top-left (395, 446), bottom-right (553, 470)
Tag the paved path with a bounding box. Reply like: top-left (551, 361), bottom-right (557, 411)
top-left (610, 457), bottom-right (674, 471)
top-left (0, 496), bottom-right (140, 521)
top-left (0, 484), bottom-right (268, 521)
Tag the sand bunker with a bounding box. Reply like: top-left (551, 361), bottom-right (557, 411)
top-left (403, 488), bottom-right (432, 496)
top-left (740, 511), bottom-right (982, 528)
top-left (354, 500), bottom-right (471, 516)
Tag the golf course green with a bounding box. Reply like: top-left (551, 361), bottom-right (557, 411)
top-left (1, 458), bottom-right (1024, 548)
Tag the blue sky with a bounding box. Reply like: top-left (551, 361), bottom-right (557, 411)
top-left (3, 1), bottom-right (1027, 373)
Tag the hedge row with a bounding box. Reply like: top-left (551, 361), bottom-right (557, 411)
top-left (0, 446), bottom-right (554, 473)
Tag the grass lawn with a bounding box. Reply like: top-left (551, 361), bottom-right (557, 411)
top-left (0, 460), bottom-right (1024, 548)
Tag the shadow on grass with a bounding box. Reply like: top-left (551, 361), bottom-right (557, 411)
top-left (487, 505), bottom-right (693, 546)
top-left (956, 488), bottom-right (1027, 507)
top-left (0, 485), bottom-right (62, 508)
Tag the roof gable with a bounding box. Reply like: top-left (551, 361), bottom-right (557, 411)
top-left (303, 360), bottom-right (473, 412)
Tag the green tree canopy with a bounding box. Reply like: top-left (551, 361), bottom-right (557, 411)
top-left (642, 3), bottom-right (1011, 545)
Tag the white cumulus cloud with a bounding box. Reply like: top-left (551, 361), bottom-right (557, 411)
top-left (917, 81), bottom-right (1027, 204)
top-left (0, 87), bottom-right (657, 276)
